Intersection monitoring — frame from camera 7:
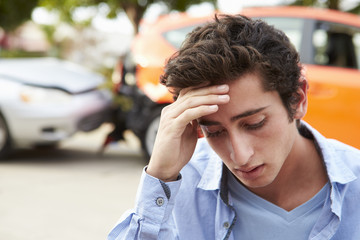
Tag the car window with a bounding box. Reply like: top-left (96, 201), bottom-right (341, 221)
top-left (163, 24), bottom-right (202, 49)
top-left (313, 21), bottom-right (360, 69)
top-left (259, 17), bottom-right (305, 52)
top-left (162, 16), bottom-right (360, 71)
top-left (163, 17), bottom-right (305, 51)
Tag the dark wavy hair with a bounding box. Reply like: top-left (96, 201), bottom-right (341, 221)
top-left (160, 14), bottom-right (302, 120)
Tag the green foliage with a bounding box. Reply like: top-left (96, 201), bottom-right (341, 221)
top-left (166, 0), bottom-right (216, 12)
top-left (291, 0), bottom-right (340, 10)
top-left (38, 0), bottom-right (218, 32)
top-left (0, 0), bottom-right (39, 31)
top-left (292, 0), bottom-right (318, 6)
top-left (39, 0), bottom-right (97, 23)
top-left (347, 3), bottom-right (360, 14)
top-left (0, 49), bottom-right (46, 58)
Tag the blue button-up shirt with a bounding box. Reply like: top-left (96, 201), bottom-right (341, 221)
top-left (108, 122), bottom-right (360, 240)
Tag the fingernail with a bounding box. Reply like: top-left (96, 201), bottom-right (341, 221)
top-left (217, 85), bottom-right (228, 90)
top-left (209, 105), bottom-right (218, 110)
top-left (218, 95), bottom-right (229, 100)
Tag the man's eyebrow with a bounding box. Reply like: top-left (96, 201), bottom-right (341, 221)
top-left (198, 106), bottom-right (268, 126)
top-left (230, 106), bottom-right (268, 122)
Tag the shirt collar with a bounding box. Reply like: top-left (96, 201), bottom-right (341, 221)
top-left (300, 121), bottom-right (357, 184)
top-left (197, 145), bottom-right (223, 191)
top-left (196, 149), bottom-right (231, 204)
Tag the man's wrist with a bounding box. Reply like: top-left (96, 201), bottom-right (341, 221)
top-left (146, 166), bottom-right (180, 182)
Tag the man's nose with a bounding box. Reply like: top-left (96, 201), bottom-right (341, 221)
top-left (228, 133), bottom-right (254, 166)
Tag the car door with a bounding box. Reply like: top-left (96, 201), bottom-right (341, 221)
top-left (303, 20), bottom-right (360, 149)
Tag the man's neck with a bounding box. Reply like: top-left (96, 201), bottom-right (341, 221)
top-left (246, 135), bottom-right (328, 211)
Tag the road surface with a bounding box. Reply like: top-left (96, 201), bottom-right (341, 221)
top-left (0, 124), bottom-right (145, 240)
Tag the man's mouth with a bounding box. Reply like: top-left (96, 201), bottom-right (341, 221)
top-left (235, 164), bottom-right (265, 180)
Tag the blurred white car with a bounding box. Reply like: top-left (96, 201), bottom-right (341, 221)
top-left (0, 57), bottom-right (113, 158)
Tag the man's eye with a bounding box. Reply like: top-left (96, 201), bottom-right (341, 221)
top-left (205, 130), bottom-right (225, 138)
top-left (201, 126), bottom-right (226, 138)
top-left (244, 119), bottom-right (266, 130)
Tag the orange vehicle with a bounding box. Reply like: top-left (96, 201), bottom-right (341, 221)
top-left (111, 6), bottom-right (360, 158)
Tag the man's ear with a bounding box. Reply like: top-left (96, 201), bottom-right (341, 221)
top-left (294, 77), bottom-right (309, 120)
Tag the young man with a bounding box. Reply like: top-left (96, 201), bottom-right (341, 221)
top-left (108, 15), bottom-right (360, 240)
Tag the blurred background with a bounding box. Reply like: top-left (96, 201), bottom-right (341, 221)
top-left (0, 0), bottom-right (360, 239)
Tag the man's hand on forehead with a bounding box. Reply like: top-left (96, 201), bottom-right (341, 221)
top-left (175, 81), bottom-right (212, 99)
top-left (147, 83), bottom-right (230, 182)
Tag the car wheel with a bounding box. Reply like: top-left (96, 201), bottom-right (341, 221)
top-left (141, 107), bottom-right (163, 160)
top-left (0, 114), bottom-right (11, 158)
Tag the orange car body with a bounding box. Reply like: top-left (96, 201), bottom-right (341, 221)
top-left (128, 6), bottom-right (360, 150)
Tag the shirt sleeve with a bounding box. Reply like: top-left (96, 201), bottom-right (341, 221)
top-left (107, 167), bottom-right (182, 240)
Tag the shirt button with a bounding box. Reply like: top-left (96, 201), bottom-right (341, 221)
top-left (156, 197), bottom-right (164, 206)
top-left (223, 222), bottom-right (230, 229)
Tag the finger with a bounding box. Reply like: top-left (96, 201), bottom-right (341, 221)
top-left (174, 104), bottom-right (219, 128)
top-left (178, 84), bottom-right (229, 99)
top-left (164, 93), bottom-right (229, 120)
top-left (169, 85), bottom-right (230, 118)
top-left (177, 81), bottom-right (211, 97)
top-left (158, 104), bottom-right (219, 138)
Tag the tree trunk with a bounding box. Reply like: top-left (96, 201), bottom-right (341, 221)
top-left (327, 0), bottom-right (340, 10)
top-left (121, 3), bottom-right (146, 34)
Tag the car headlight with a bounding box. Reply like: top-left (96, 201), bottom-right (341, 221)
top-left (20, 85), bottom-right (72, 104)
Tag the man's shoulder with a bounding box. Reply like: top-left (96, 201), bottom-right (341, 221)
top-left (327, 138), bottom-right (360, 168)
top-left (329, 140), bottom-right (360, 205)
top-left (321, 138), bottom-right (360, 191)
top-left (302, 122), bottom-right (360, 186)
top-left (328, 138), bottom-right (360, 154)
